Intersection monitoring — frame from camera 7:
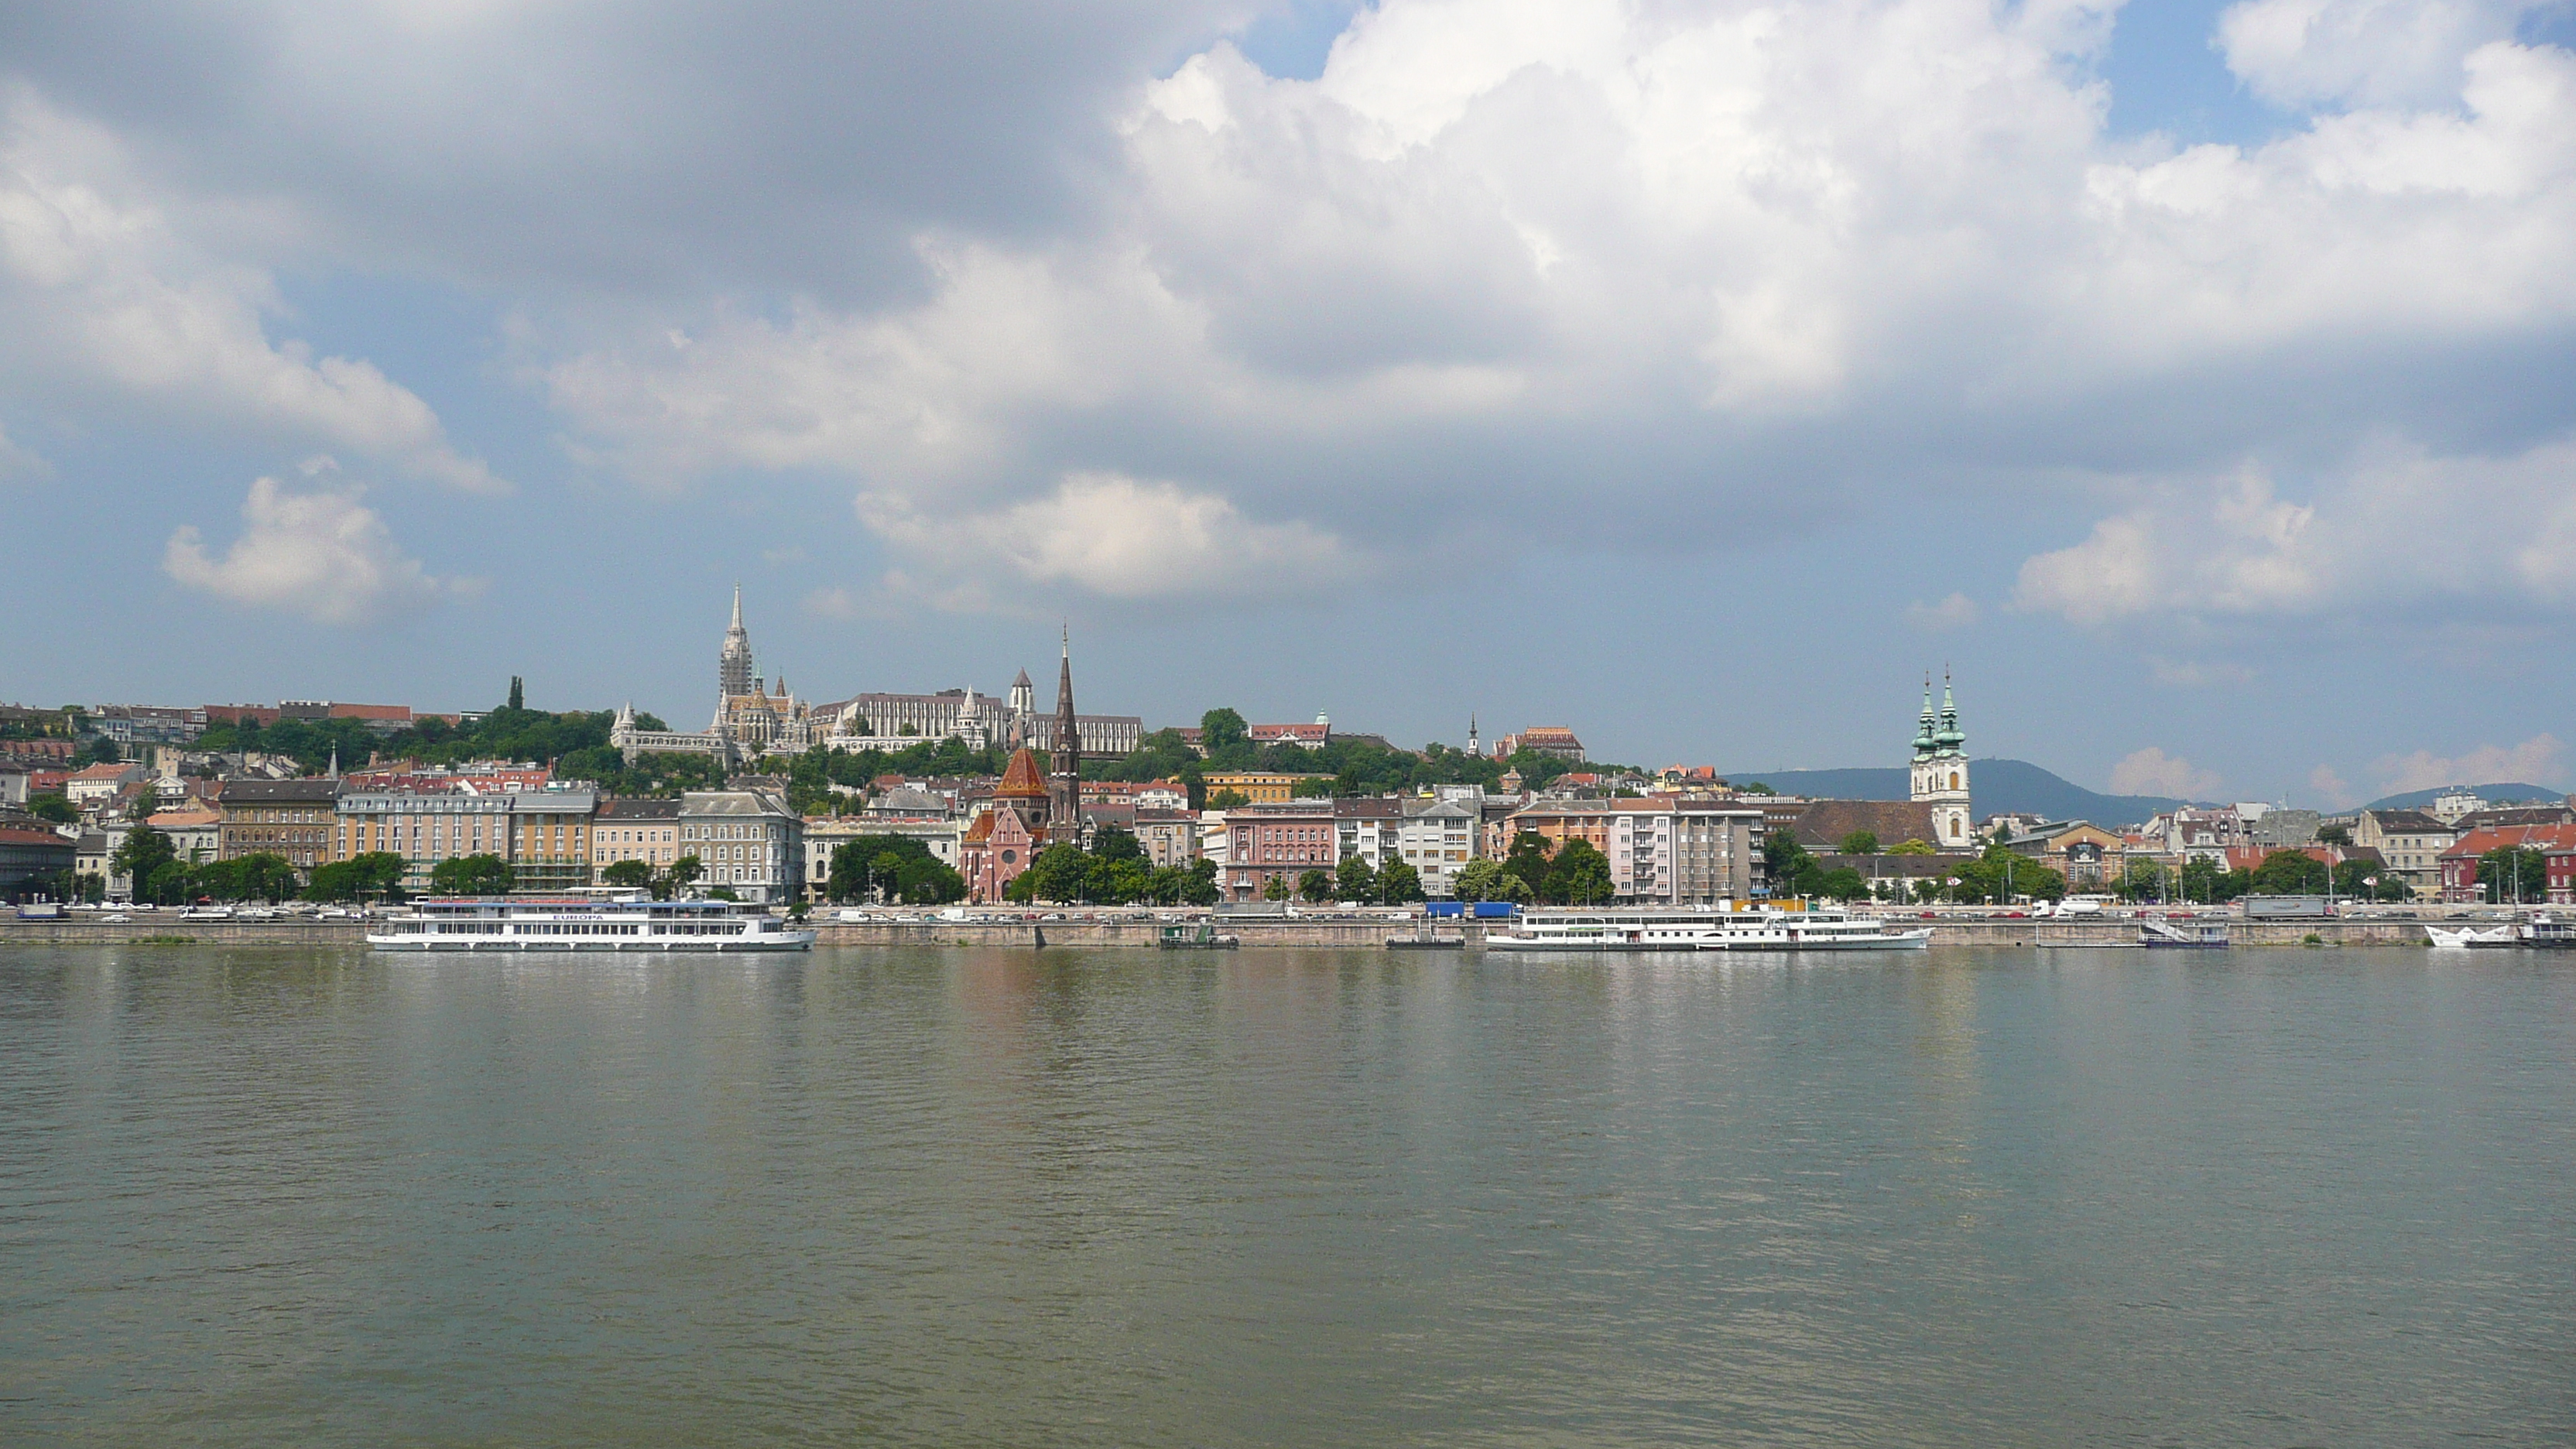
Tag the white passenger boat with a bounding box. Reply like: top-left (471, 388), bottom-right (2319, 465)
top-left (368, 895), bottom-right (816, 952)
top-left (1486, 906), bottom-right (1932, 952)
top-left (2427, 913), bottom-right (2575, 951)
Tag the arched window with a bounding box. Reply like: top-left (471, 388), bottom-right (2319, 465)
top-left (1948, 771), bottom-right (1961, 790)
top-left (1949, 817), bottom-right (1962, 839)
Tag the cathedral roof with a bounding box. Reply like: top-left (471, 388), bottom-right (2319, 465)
top-left (995, 747), bottom-right (1049, 798)
top-left (961, 812), bottom-right (995, 844)
top-left (1013, 668), bottom-right (1033, 690)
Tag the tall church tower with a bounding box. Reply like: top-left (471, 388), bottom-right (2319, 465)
top-left (1048, 630), bottom-right (1082, 831)
top-left (718, 585), bottom-right (754, 700)
top-left (1910, 672), bottom-right (1972, 848)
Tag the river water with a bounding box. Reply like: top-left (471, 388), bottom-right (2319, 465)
top-left (2, 944), bottom-right (2570, 1446)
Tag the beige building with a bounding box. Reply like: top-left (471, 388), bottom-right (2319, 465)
top-left (1509, 797), bottom-right (1766, 903)
top-left (678, 788), bottom-right (800, 905)
top-left (594, 797), bottom-right (682, 879)
top-left (334, 786), bottom-right (598, 893)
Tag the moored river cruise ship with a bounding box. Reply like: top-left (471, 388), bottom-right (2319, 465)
top-left (368, 895), bottom-right (817, 952)
top-left (1487, 905), bottom-right (1933, 952)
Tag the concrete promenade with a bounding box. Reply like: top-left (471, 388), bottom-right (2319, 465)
top-left (0, 915), bottom-right (2442, 950)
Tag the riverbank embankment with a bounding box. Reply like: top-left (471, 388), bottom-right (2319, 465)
top-left (0, 916), bottom-right (2441, 950)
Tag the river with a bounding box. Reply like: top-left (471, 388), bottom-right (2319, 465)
top-left (2, 944), bottom-right (2570, 1446)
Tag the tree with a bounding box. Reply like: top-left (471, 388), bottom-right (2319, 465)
top-left (26, 793), bottom-right (76, 825)
top-left (1201, 707), bottom-right (1249, 755)
top-left (430, 854), bottom-right (515, 895)
top-left (127, 788), bottom-right (159, 823)
top-left (1207, 789), bottom-right (1249, 810)
top-left (1819, 867), bottom-right (1870, 902)
top-left (2317, 823), bottom-right (2353, 847)
top-left (2476, 844), bottom-right (2549, 904)
top-left (111, 825), bottom-right (176, 896)
top-left (1454, 858), bottom-right (1505, 903)
top-left (602, 859), bottom-right (655, 891)
top-left (1262, 874), bottom-right (1290, 901)
top-left (1489, 872), bottom-right (1536, 905)
top-left (2249, 849), bottom-right (2328, 896)
top-left (1504, 832), bottom-right (1553, 892)
top-left (1337, 852), bottom-right (1379, 903)
top-left (1545, 840), bottom-right (1614, 905)
top-left (307, 852), bottom-right (408, 903)
top-left (2331, 858), bottom-right (2406, 902)
top-left (1091, 827), bottom-right (1143, 862)
top-left (1888, 838), bottom-right (1936, 856)
top-left (707, 886), bottom-right (740, 901)
top-left (508, 676), bottom-right (525, 711)
top-left (1297, 868), bottom-right (1335, 903)
top-left (1838, 831), bottom-right (1881, 857)
top-left (1763, 831), bottom-right (1813, 892)
top-left (1020, 843), bottom-right (1091, 903)
top-left (2117, 859), bottom-right (2170, 903)
top-left (1378, 858), bottom-right (1426, 904)
top-left (81, 737), bottom-right (122, 766)
top-left (666, 855), bottom-right (704, 896)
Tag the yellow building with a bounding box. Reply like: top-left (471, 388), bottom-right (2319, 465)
top-left (1204, 771), bottom-right (1303, 804)
top-left (334, 786), bottom-right (598, 892)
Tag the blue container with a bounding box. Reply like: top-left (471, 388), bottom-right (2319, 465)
top-left (1471, 901), bottom-right (1518, 920)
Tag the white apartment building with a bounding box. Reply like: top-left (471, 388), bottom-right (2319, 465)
top-left (1398, 797), bottom-right (1479, 897)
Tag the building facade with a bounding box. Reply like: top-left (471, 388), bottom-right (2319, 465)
top-left (959, 748), bottom-right (1055, 903)
top-left (2352, 809), bottom-right (2458, 899)
top-left (1205, 772), bottom-right (1300, 804)
top-left (593, 797), bottom-right (682, 880)
top-left (334, 786), bottom-right (598, 893)
top-left (1222, 800), bottom-right (1339, 900)
top-left (218, 778), bottom-right (343, 872)
top-left (676, 789), bottom-right (800, 904)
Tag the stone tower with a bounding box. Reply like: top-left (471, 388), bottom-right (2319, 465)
top-left (718, 584), bottom-right (754, 700)
top-left (1048, 630), bottom-right (1081, 832)
top-left (1910, 672), bottom-right (1972, 848)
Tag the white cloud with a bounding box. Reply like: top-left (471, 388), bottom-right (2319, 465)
top-left (2369, 733), bottom-right (2567, 793)
top-left (2015, 437), bottom-right (2576, 623)
top-left (2111, 746), bottom-right (2226, 799)
top-left (2310, 763), bottom-right (2358, 808)
top-left (2218, 0), bottom-right (2544, 108)
top-left (1906, 593), bottom-right (1981, 630)
top-left (0, 93), bottom-right (499, 491)
top-left (859, 470), bottom-right (1362, 611)
top-left (525, 2), bottom-right (2576, 601)
top-left (164, 474), bottom-right (448, 624)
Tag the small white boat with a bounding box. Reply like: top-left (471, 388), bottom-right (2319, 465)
top-left (2425, 923), bottom-right (2518, 950)
top-left (1487, 905), bottom-right (1932, 952)
top-left (369, 895), bottom-right (816, 952)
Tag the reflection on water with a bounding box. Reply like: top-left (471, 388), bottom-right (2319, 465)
top-left (2, 944), bottom-right (2572, 1447)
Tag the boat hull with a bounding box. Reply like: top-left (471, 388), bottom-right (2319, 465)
top-left (367, 933), bottom-right (815, 952)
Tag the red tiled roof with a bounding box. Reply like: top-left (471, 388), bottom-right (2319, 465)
top-left (995, 748), bottom-right (1048, 799)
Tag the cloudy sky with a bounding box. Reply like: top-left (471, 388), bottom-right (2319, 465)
top-left (4, 0), bottom-right (2571, 805)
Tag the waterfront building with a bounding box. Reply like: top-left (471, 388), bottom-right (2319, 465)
top-left (2000, 821), bottom-right (2128, 890)
top-left (1221, 800), bottom-right (1338, 900)
top-left (334, 786), bottom-right (598, 894)
top-left (217, 777), bottom-right (343, 872)
top-left (1908, 675), bottom-right (1973, 848)
top-left (959, 748), bottom-right (1053, 902)
top-left (1507, 798), bottom-right (1767, 904)
top-left (2437, 824), bottom-right (2576, 903)
top-left (802, 815), bottom-right (966, 901)
top-left (1132, 808), bottom-right (1201, 868)
top-left (1398, 796), bottom-right (1480, 897)
top-left (0, 820), bottom-right (75, 899)
top-left (1334, 797), bottom-right (1403, 875)
top-left (1204, 772), bottom-right (1300, 804)
top-left (2351, 809), bottom-right (2458, 899)
top-left (593, 798), bottom-right (682, 879)
top-left (677, 788), bottom-right (800, 905)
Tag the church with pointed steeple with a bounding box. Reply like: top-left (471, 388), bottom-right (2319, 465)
top-left (1909, 673), bottom-right (1973, 848)
top-left (1047, 630), bottom-right (1082, 833)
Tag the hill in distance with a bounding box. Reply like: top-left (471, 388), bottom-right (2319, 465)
top-left (2360, 783), bottom-right (2567, 812)
top-left (1718, 758), bottom-right (2194, 828)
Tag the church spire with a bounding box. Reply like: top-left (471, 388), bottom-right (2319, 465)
top-left (1049, 626), bottom-right (1081, 832)
top-left (718, 584), bottom-right (754, 700)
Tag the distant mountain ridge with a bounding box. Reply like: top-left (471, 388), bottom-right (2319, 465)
top-left (2360, 783), bottom-right (2567, 812)
top-left (1719, 758), bottom-right (2194, 828)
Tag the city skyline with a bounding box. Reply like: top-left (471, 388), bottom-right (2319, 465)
top-left (4, 2), bottom-right (2571, 807)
